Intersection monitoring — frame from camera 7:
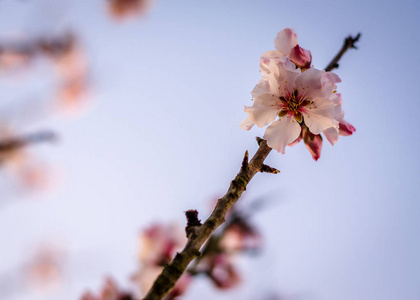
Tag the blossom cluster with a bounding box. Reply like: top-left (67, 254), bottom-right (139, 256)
top-left (82, 205), bottom-right (261, 299)
top-left (241, 28), bottom-right (355, 160)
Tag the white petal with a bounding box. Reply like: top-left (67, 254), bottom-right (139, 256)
top-left (239, 117), bottom-right (255, 131)
top-left (274, 28), bottom-right (298, 56)
top-left (321, 71), bottom-right (341, 97)
top-left (251, 78), bottom-right (270, 98)
top-left (261, 50), bottom-right (285, 62)
top-left (263, 116), bottom-right (301, 154)
top-left (295, 68), bottom-right (325, 99)
top-left (323, 127), bottom-right (339, 145)
top-left (274, 57), bottom-right (300, 93)
top-left (329, 93), bottom-right (344, 121)
top-left (260, 50), bottom-right (285, 75)
top-left (302, 97), bottom-right (337, 135)
top-left (245, 94), bottom-right (278, 128)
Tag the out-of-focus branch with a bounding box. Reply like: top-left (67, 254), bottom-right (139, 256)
top-left (0, 33), bottom-right (75, 59)
top-left (143, 138), bottom-right (275, 300)
top-left (0, 131), bottom-right (56, 154)
top-left (325, 33), bottom-right (361, 72)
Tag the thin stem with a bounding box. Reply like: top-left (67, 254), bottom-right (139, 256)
top-left (325, 33), bottom-right (361, 72)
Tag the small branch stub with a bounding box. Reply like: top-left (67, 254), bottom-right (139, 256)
top-left (325, 33), bottom-right (361, 72)
top-left (185, 210), bottom-right (202, 238)
top-left (256, 136), bottom-right (264, 146)
top-left (241, 151), bottom-right (249, 172)
top-left (185, 210), bottom-right (201, 227)
top-left (261, 164), bottom-right (280, 174)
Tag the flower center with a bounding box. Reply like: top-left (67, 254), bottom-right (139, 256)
top-left (277, 88), bottom-right (313, 123)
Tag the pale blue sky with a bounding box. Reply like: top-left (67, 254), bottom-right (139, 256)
top-left (0, 0), bottom-right (419, 299)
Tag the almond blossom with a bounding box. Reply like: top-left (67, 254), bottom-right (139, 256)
top-left (241, 57), bottom-right (342, 154)
top-left (241, 29), bottom-right (355, 159)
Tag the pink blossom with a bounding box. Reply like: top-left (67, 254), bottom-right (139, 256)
top-left (241, 57), bottom-right (342, 154)
top-left (322, 93), bottom-right (356, 145)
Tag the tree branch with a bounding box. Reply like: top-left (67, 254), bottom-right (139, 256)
top-left (324, 33), bottom-right (361, 72)
top-left (143, 138), bottom-right (274, 299)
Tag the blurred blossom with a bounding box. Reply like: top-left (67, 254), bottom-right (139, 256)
top-left (132, 224), bottom-right (191, 298)
top-left (81, 277), bottom-right (134, 300)
top-left (186, 207), bottom-right (262, 290)
top-left (0, 127), bottom-right (55, 192)
top-left (0, 50), bottom-right (31, 72)
top-left (108, 0), bottom-right (153, 20)
top-left (50, 34), bottom-right (91, 115)
top-left (0, 33), bottom-right (73, 72)
top-left (24, 243), bottom-right (66, 294)
top-left (220, 215), bottom-right (262, 253)
top-left (203, 253), bottom-right (241, 289)
top-left (137, 224), bottom-right (185, 266)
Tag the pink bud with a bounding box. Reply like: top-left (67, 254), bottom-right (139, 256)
top-left (338, 120), bottom-right (356, 136)
top-left (290, 44), bottom-right (311, 69)
top-left (303, 126), bottom-right (323, 161)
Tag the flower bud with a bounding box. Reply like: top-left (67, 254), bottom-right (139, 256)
top-left (290, 44), bottom-right (311, 69)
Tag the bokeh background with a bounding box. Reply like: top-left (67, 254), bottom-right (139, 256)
top-left (0, 0), bottom-right (419, 299)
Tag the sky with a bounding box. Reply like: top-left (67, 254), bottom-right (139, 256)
top-left (0, 0), bottom-right (419, 299)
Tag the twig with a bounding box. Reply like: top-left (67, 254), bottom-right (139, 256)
top-left (324, 33), bottom-right (361, 72)
top-left (0, 131), bottom-right (56, 153)
top-left (143, 138), bottom-right (274, 299)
